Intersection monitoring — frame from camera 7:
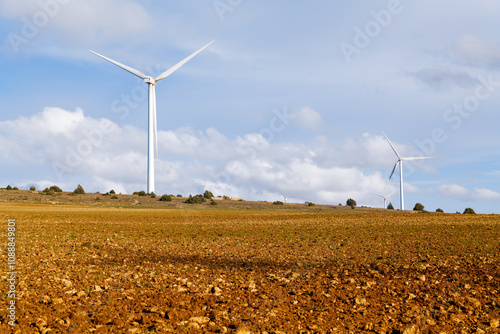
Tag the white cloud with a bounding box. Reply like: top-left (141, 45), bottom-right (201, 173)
top-left (437, 184), bottom-right (500, 202)
top-left (1, 0), bottom-right (152, 57)
top-left (455, 34), bottom-right (500, 68)
top-left (472, 188), bottom-right (500, 201)
top-left (0, 107), bottom-right (411, 204)
top-left (437, 184), bottom-right (469, 199)
top-left (294, 107), bottom-right (322, 130)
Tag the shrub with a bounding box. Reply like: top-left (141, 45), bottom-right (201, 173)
top-left (133, 191), bottom-right (147, 196)
top-left (110, 189), bottom-right (115, 194)
top-left (185, 195), bottom-right (206, 204)
top-left (463, 208), bottom-right (476, 214)
top-left (436, 208), bottom-right (444, 213)
top-left (308, 202), bottom-right (315, 206)
top-left (159, 194), bottom-right (172, 202)
top-left (150, 192), bottom-right (156, 198)
top-left (346, 198), bottom-right (357, 209)
top-left (345, 198), bottom-right (358, 209)
top-left (50, 185), bottom-right (63, 192)
top-left (223, 195), bottom-right (230, 200)
top-left (387, 203), bottom-right (394, 210)
top-left (30, 186), bottom-right (36, 191)
top-left (42, 187), bottom-right (52, 194)
top-left (204, 190), bottom-right (214, 199)
top-left (6, 185), bottom-right (12, 190)
top-left (12, 187), bottom-right (19, 190)
top-left (73, 184), bottom-right (86, 195)
top-left (177, 194), bottom-right (182, 197)
top-left (413, 203), bottom-right (425, 211)
top-left (273, 201), bottom-right (284, 205)
top-left (111, 195), bottom-right (119, 200)
top-left (95, 197), bottom-right (101, 201)
top-left (210, 199), bottom-right (218, 206)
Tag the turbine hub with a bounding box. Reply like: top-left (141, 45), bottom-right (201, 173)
top-left (144, 76), bottom-right (155, 85)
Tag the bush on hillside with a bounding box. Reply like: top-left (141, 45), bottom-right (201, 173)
top-left (273, 201), bottom-right (284, 205)
top-left (436, 208), bottom-right (444, 213)
top-left (463, 208), bottom-right (476, 214)
top-left (30, 186), bottom-right (36, 191)
top-left (204, 190), bottom-right (214, 199)
top-left (346, 198), bottom-right (357, 209)
top-left (159, 194), bottom-right (172, 202)
top-left (413, 203), bottom-right (425, 211)
top-left (73, 184), bottom-right (85, 195)
top-left (50, 185), bottom-right (63, 192)
top-left (387, 203), bottom-right (394, 210)
top-left (6, 185), bottom-right (12, 190)
top-left (185, 195), bottom-right (206, 204)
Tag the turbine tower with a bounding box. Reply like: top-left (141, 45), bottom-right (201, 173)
top-left (382, 131), bottom-right (432, 211)
top-left (373, 190), bottom-right (395, 209)
top-left (90, 41), bottom-right (214, 193)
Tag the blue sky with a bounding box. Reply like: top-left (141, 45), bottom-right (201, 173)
top-left (1, 0), bottom-right (500, 213)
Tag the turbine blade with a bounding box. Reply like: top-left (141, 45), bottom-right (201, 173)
top-left (153, 85), bottom-right (158, 158)
top-left (155, 40), bottom-right (215, 81)
top-left (403, 156), bottom-right (434, 161)
top-left (381, 131), bottom-right (401, 158)
top-left (385, 161), bottom-right (399, 189)
top-left (388, 161), bottom-right (399, 182)
top-left (89, 50), bottom-right (148, 79)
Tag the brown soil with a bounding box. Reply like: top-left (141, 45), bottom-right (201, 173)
top-left (0, 200), bottom-right (499, 333)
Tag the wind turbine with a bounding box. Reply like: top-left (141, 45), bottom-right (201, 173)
top-left (373, 190), bottom-right (396, 209)
top-left (382, 131), bottom-right (432, 211)
top-left (279, 191), bottom-right (287, 204)
top-left (90, 40), bottom-right (215, 194)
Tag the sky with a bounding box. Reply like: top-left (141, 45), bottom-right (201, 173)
top-left (1, 0), bottom-right (500, 213)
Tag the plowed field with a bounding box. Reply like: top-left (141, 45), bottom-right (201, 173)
top-left (1, 203), bottom-right (499, 333)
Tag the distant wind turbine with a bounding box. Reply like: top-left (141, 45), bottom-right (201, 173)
top-left (373, 190), bottom-right (396, 209)
top-left (90, 40), bottom-right (215, 194)
top-left (382, 131), bottom-right (433, 211)
top-left (279, 191), bottom-right (287, 203)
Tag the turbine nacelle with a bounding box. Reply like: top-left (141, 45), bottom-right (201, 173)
top-left (144, 76), bottom-right (156, 85)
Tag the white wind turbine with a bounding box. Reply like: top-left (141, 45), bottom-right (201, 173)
top-left (90, 40), bottom-right (215, 194)
top-left (279, 191), bottom-right (287, 204)
top-left (382, 131), bottom-right (433, 211)
top-left (373, 190), bottom-right (396, 209)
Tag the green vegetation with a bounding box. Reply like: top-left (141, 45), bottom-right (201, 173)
top-left (50, 185), bottom-right (63, 192)
top-left (273, 201), bottom-right (284, 205)
top-left (73, 184), bottom-right (86, 195)
top-left (387, 203), bottom-right (394, 210)
top-left (159, 194), bottom-right (172, 202)
top-left (204, 190), bottom-right (214, 199)
top-left (436, 208), bottom-right (444, 213)
top-left (413, 203), bottom-right (424, 211)
top-left (30, 186), bottom-right (36, 191)
top-left (6, 185), bottom-right (12, 190)
top-left (133, 191), bottom-right (148, 197)
top-left (210, 199), bottom-right (218, 206)
top-left (463, 208), bottom-right (476, 214)
top-left (185, 194), bottom-right (206, 204)
top-left (346, 198), bottom-right (357, 209)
